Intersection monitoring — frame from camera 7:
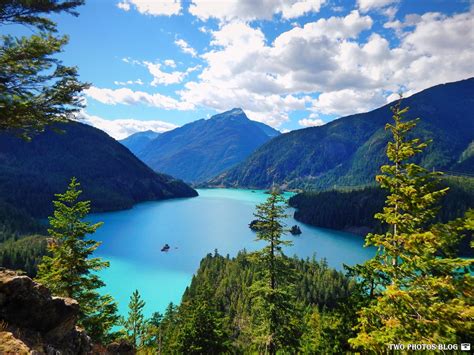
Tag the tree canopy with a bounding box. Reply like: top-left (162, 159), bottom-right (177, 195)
top-left (349, 101), bottom-right (473, 351)
top-left (0, 0), bottom-right (88, 138)
top-left (36, 178), bottom-right (119, 344)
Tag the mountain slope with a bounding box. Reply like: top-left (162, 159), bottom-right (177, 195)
top-left (0, 121), bottom-right (197, 218)
top-left (209, 78), bottom-right (474, 189)
top-left (120, 130), bottom-right (160, 154)
top-left (137, 108), bottom-right (281, 183)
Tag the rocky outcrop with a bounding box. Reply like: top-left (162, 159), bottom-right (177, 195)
top-left (0, 267), bottom-right (92, 354)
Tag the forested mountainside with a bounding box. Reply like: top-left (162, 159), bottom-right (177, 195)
top-left (136, 108), bottom-right (280, 183)
top-left (146, 251), bottom-right (359, 353)
top-left (209, 78), bottom-right (474, 189)
top-left (0, 121), bottom-right (197, 218)
top-left (289, 177), bottom-right (474, 256)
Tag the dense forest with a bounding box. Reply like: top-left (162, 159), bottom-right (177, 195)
top-left (289, 176), bottom-right (474, 238)
top-left (0, 121), bottom-right (197, 219)
top-left (0, 202), bottom-right (48, 276)
top-left (126, 251), bottom-right (361, 353)
top-left (0, 0), bottom-right (472, 353)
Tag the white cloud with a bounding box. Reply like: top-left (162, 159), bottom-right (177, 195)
top-left (179, 80), bottom-right (308, 127)
top-left (78, 111), bottom-right (177, 140)
top-left (85, 87), bottom-right (194, 111)
top-left (144, 62), bottom-right (188, 85)
top-left (103, 6), bottom-right (473, 127)
top-left (298, 113), bottom-right (325, 127)
top-left (177, 8), bottom-right (474, 120)
top-left (122, 57), bottom-right (141, 65)
top-left (117, 1), bottom-right (130, 11)
top-left (189, 0), bottom-right (326, 22)
top-left (143, 62), bottom-right (201, 86)
top-left (164, 59), bottom-right (177, 68)
top-left (175, 38), bottom-right (197, 57)
top-left (117, 0), bottom-right (181, 16)
top-left (178, 12), bottom-right (375, 123)
top-left (357, 0), bottom-right (399, 13)
top-left (311, 89), bottom-right (387, 116)
top-left (114, 79), bottom-right (144, 86)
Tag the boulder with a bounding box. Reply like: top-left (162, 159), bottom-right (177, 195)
top-left (0, 268), bottom-right (92, 354)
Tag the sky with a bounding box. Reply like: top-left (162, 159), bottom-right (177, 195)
top-left (42, 0), bottom-right (474, 139)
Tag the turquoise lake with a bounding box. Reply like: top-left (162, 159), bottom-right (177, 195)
top-left (87, 188), bottom-right (374, 318)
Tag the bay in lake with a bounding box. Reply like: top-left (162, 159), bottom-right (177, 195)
top-left (87, 188), bottom-right (374, 317)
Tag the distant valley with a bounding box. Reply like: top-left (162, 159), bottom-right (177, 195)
top-left (120, 130), bottom-right (161, 154)
top-left (124, 108), bottom-right (280, 184)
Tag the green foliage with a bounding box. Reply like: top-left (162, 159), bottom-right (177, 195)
top-left (0, 0), bottom-right (88, 139)
top-left (134, 250), bottom-right (356, 353)
top-left (174, 293), bottom-right (230, 354)
top-left (121, 290), bottom-right (147, 349)
top-left (300, 306), bottom-right (356, 354)
top-left (0, 1), bottom-right (84, 31)
top-left (0, 235), bottom-right (47, 276)
top-left (0, 199), bottom-right (47, 277)
top-left (0, 121), bottom-right (198, 218)
top-left (174, 251), bottom-right (357, 353)
top-left (141, 311), bottom-right (164, 352)
top-left (35, 178), bottom-right (119, 344)
top-left (290, 186), bottom-right (385, 233)
top-left (247, 191), bottom-right (301, 354)
top-left (289, 177), bottom-right (474, 255)
top-left (159, 303), bottom-right (179, 351)
top-left (0, 201), bottom-right (44, 242)
top-left (350, 101), bottom-right (473, 351)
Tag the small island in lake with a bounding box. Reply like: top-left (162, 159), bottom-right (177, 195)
top-left (290, 225), bottom-right (302, 235)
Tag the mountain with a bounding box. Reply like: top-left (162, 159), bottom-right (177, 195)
top-left (209, 78), bottom-right (474, 189)
top-left (120, 130), bottom-right (160, 153)
top-left (0, 121), bottom-right (197, 218)
top-left (136, 108), bottom-right (281, 183)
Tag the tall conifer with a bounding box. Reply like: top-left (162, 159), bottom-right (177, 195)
top-left (350, 101), bottom-right (473, 350)
top-left (122, 289), bottom-right (147, 349)
top-left (36, 178), bottom-right (119, 343)
top-left (249, 191), bottom-right (301, 354)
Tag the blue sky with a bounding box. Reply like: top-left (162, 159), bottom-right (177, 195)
top-left (41, 0), bottom-right (474, 138)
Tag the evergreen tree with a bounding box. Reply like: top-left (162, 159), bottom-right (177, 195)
top-left (143, 311), bottom-right (164, 353)
top-left (350, 101), bottom-right (473, 350)
top-left (36, 178), bottom-right (119, 343)
top-left (160, 302), bottom-right (179, 351)
top-left (174, 296), bottom-right (230, 354)
top-left (122, 289), bottom-right (147, 349)
top-left (249, 191), bottom-right (302, 354)
top-left (0, 0), bottom-right (88, 138)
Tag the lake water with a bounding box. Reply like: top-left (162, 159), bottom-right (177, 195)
top-left (88, 188), bottom-right (374, 317)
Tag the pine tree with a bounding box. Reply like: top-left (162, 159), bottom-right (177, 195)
top-left (350, 101), bottom-right (473, 350)
top-left (160, 302), bottom-right (179, 351)
top-left (0, 0), bottom-right (88, 139)
top-left (144, 311), bottom-right (164, 353)
top-left (174, 297), bottom-right (229, 354)
top-left (36, 178), bottom-right (119, 343)
top-left (122, 289), bottom-right (147, 349)
top-left (249, 191), bottom-right (302, 354)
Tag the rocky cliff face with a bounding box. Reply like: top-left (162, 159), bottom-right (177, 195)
top-left (0, 268), bottom-right (91, 354)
